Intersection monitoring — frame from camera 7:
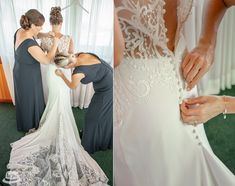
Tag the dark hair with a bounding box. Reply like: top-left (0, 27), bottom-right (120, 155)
top-left (50, 7), bottom-right (63, 25)
top-left (20, 9), bottom-right (45, 30)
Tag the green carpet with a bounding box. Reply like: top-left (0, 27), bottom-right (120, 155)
top-left (0, 104), bottom-right (113, 185)
top-left (204, 86), bottom-right (235, 174)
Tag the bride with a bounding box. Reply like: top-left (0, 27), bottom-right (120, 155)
top-left (114, 0), bottom-right (235, 186)
top-left (3, 7), bottom-right (108, 186)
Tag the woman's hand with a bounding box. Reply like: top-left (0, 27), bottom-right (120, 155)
top-left (180, 96), bottom-right (225, 125)
top-left (181, 41), bottom-right (215, 90)
top-left (55, 69), bottom-right (64, 77)
top-left (48, 31), bottom-right (55, 38)
top-left (114, 9), bottom-right (125, 67)
top-left (64, 62), bottom-right (76, 69)
top-left (53, 35), bottom-right (60, 47)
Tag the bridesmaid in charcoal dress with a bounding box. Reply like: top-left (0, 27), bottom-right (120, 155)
top-left (13, 9), bottom-right (59, 132)
top-left (13, 34), bottom-right (45, 131)
top-left (55, 52), bottom-right (113, 154)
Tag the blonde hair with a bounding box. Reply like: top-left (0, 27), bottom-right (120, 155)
top-left (54, 53), bottom-right (72, 67)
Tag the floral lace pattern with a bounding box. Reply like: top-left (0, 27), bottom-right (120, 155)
top-left (5, 114), bottom-right (108, 186)
top-left (116, 0), bottom-right (193, 59)
top-left (114, 0), bottom-right (193, 127)
top-left (41, 35), bottom-right (71, 54)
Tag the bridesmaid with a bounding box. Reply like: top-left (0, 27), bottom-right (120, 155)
top-left (14, 9), bottom-right (59, 132)
top-left (55, 53), bottom-right (113, 154)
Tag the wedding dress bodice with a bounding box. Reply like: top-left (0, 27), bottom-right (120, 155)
top-left (115, 0), bottom-right (193, 59)
top-left (41, 35), bottom-right (71, 54)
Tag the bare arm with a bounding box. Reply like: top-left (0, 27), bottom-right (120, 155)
top-left (180, 95), bottom-right (235, 124)
top-left (68, 38), bottom-right (74, 54)
top-left (55, 69), bottom-right (85, 89)
top-left (224, 0), bottom-right (235, 7)
top-left (224, 96), bottom-right (235, 114)
top-left (199, 0), bottom-right (228, 47)
top-left (36, 31), bottom-right (55, 39)
top-left (28, 37), bottom-right (59, 64)
top-left (114, 9), bottom-right (125, 67)
top-left (181, 0), bottom-right (233, 90)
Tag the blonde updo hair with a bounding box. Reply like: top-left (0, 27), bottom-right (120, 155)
top-left (50, 6), bottom-right (63, 25)
top-left (20, 9), bottom-right (45, 30)
top-left (54, 53), bottom-right (74, 68)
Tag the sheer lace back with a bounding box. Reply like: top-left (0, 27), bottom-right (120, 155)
top-left (116, 0), bottom-right (193, 59)
top-left (41, 35), bottom-right (71, 54)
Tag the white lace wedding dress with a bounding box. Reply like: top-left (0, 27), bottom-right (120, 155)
top-left (3, 36), bottom-right (109, 186)
top-left (114, 0), bottom-right (235, 186)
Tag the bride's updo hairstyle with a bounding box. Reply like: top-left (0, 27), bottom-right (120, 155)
top-left (20, 9), bottom-right (45, 30)
top-left (54, 53), bottom-right (73, 68)
top-left (50, 6), bottom-right (63, 25)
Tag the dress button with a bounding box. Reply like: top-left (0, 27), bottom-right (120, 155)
top-left (195, 136), bottom-right (199, 139)
top-left (192, 129), bottom-right (196, 133)
top-left (198, 142), bottom-right (202, 146)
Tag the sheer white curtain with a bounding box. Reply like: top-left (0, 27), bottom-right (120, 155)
top-left (64, 0), bottom-right (113, 108)
top-left (0, 0), bottom-right (113, 108)
top-left (184, 1), bottom-right (235, 95)
top-left (199, 7), bottom-right (235, 95)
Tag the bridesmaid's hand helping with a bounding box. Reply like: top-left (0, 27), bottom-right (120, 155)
top-left (64, 62), bottom-right (76, 69)
top-left (181, 42), bottom-right (215, 91)
top-left (55, 69), bottom-right (64, 77)
top-left (48, 31), bottom-right (55, 38)
top-left (53, 36), bottom-right (60, 47)
top-left (180, 96), bottom-right (225, 125)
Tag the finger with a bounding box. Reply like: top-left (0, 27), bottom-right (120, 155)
top-left (181, 114), bottom-right (200, 125)
top-left (180, 102), bottom-right (188, 115)
top-left (187, 66), bottom-right (208, 89)
top-left (181, 102), bottom-right (201, 116)
top-left (184, 96), bottom-right (207, 105)
top-left (182, 55), bottom-right (198, 80)
top-left (181, 53), bottom-right (191, 69)
top-left (185, 59), bottom-right (203, 83)
top-left (184, 56), bottom-right (198, 83)
top-left (64, 63), bottom-right (74, 69)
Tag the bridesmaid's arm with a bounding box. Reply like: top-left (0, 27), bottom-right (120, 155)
top-left (36, 31), bottom-right (55, 39)
top-left (28, 37), bottom-right (59, 64)
top-left (198, 0), bottom-right (229, 48)
top-left (68, 38), bottom-right (74, 54)
top-left (224, 0), bottom-right (235, 7)
top-left (55, 69), bottom-right (85, 89)
top-left (181, 0), bottom-right (231, 90)
top-left (114, 9), bottom-right (125, 67)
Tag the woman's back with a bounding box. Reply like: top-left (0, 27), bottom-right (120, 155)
top-left (40, 35), bottom-right (72, 102)
top-left (115, 0), bottom-right (193, 58)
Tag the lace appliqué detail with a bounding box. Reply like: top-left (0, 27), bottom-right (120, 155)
top-left (117, 0), bottom-right (170, 58)
top-left (5, 114), bottom-right (108, 186)
top-left (41, 35), bottom-right (71, 54)
top-left (114, 58), bottom-right (181, 127)
top-left (116, 0), bottom-right (193, 59)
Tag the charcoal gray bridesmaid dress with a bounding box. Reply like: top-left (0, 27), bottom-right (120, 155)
top-left (13, 31), bottom-right (45, 132)
top-left (73, 53), bottom-right (113, 154)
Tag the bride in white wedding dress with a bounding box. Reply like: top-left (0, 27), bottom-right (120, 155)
top-left (114, 0), bottom-right (235, 186)
top-left (3, 17), bottom-right (108, 186)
